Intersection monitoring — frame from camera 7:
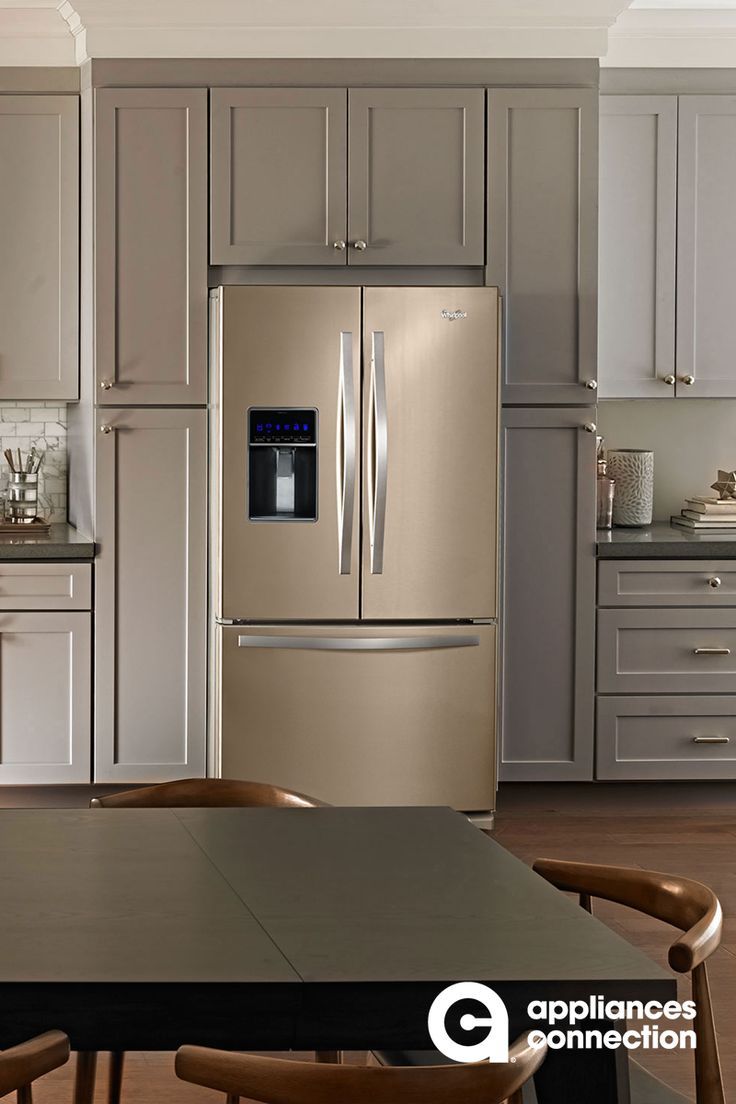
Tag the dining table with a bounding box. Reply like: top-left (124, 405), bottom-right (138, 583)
top-left (0, 805), bottom-right (675, 1103)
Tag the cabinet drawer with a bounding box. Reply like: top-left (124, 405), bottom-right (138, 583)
top-left (597, 695), bottom-right (736, 779)
top-left (599, 560), bottom-right (736, 607)
top-left (598, 608), bottom-right (736, 693)
top-left (0, 564), bottom-right (91, 610)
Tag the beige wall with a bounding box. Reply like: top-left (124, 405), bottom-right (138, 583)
top-left (597, 399), bottom-right (736, 521)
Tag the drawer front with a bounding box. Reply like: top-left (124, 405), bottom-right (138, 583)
top-left (597, 695), bottom-right (736, 779)
top-left (599, 559), bottom-right (736, 607)
top-left (0, 564), bottom-right (91, 610)
top-left (598, 608), bottom-right (736, 693)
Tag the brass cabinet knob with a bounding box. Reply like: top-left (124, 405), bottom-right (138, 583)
top-left (583, 422), bottom-right (597, 434)
top-left (352, 240), bottom-right (368, 251)
top-left (584, 379), bottom-right (597, 390)
top-left (680, 374), bottom-right (695, 386)
top-left (100, 379), bottom-right (113, 391)
top-left (663, 374), bottom-right (675, 386)
top-left (708, 576), bottom-right (722, 589)
top-left (332, 240), bottom-right (346, 251)
top-left (99, 424), bottom-right (114, 435)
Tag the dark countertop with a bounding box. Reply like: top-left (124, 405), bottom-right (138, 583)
top-left (0, 523), bottom-right (95, 561)
top-left (598, 521), bottom-right (736, 559)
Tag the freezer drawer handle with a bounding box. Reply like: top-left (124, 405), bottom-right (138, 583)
top-left (336, 331), bottom-right (356, 575)
top-left (237, 634), bottom-right (481, 652)
top-left (368, 331), bottom-right (388, 574)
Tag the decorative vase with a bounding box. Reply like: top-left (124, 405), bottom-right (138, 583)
top-left (608, 449), bottom-right (654, 528)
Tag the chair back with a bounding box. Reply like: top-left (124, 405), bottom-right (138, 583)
top-left (533, 858), bottom-right (724, 1104)
top-left (0, 1031), bottom-right (69, 1103)
top-left (90, 778), bottom-right (326, 809)
top-left (176, 1035), bottom-right (546, 1104)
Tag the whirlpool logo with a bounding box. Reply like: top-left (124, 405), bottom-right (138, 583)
top-left (440, 309), bottom-right (468, 321)
top-left (428, 982), bottom-right (510, 1063)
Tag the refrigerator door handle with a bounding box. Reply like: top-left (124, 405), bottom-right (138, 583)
top-left (336, 331), bottom-right (356, 575)
top-left (368, 330), bottom-right (388, 574)
top-left (237, 634), bottom-right (480, 651)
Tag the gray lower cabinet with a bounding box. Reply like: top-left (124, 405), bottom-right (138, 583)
top-left (500, 408), bottom-right (597, 781)
top-left (488, 89), bottom-right (598, 404)
top-left (95, 88), bottom-right (208, 404)
top-left (598, 96), bottom-right (677, 399)
top-left (0, 95), bottom-right (78, 400)
top-left (0, 607), bottom-right (91, 785)
top-left (95, 407), bottom-right (207, 782)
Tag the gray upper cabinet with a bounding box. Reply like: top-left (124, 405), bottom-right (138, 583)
top-left (95, 407), bottom-right (207, 782)
top-left (598, 97), bottom-right (677, 399)
top-left (500, 408), bottom-right (596, 781)
top-left (210, 88), bottom-right (348, 266)
top-left (348, 88), bottom-right (485, 266)
top-left (95, 88), bottom-right (208, 404)
top-left (677, 96), bottom-right (736, 398)
top-left (0, 96), bottom-right (78, 401)
top-left (488, 89), bottom-right (598, 404)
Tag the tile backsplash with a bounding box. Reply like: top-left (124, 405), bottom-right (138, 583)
top-left (0, 402), bottom-right (67, 523)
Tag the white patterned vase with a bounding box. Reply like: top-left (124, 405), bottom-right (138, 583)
top-left (608, 449), bottom-right (654, 528)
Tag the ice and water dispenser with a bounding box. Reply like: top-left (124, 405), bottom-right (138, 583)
top-left (247, 409), bottom-right (318, 521)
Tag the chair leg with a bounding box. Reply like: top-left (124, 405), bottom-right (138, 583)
top-left (225, 1095), bottom-right (239, 1104)
top-left (108, 1052), bottom-right (125, 1104)
top-left (315, 1051), bottom-right (341, 1064)
top-left (17, 1086), bottom-right (32, 1104)
top-left (74, 1052), bottom-right (98, 1104)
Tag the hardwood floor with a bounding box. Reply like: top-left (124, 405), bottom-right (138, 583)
top-left (14, 783), bottom-right (736, 1102)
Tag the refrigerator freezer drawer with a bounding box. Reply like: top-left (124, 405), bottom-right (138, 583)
top-left (219, 623), bottom-right (496, 811)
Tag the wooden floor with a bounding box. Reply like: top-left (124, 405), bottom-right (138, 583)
top-left (19, 783), bottom-right (736, 1103)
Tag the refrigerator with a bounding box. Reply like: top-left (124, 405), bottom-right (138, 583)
top-left (211, 285), bottom-right (499, 811)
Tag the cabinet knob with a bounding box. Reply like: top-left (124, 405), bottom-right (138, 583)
top-left (352, 240), bottom-right (368, 251)
top-left (100, 379), bottom-right (113, 391)
top-left (680, 374), bottom-right (695, 386)
top-left (99, 424), bottom-right (114, 435)
top-left (583, 422), bottom-right (597, 434)
top-left (663, 374), bottom-right (676, 386)
top-left (332, 240), bottom-right (346, 251)
top-left (583, 379), bottom-right (597, 390)
top-left (708, 576), bottom-right (722, 589)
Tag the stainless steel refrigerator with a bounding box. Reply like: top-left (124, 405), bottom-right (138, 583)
top-left (211, 285), bottom-right (499, 810)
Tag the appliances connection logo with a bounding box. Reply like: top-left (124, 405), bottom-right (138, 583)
top-left (428, 984), bottom-right (697, 1063)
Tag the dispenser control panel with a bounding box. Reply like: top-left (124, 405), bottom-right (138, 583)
top-left (249, 409), bottom-right (317, 445)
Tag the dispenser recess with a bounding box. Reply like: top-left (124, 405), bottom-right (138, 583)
top-left (247, 408), bottom-right (318, 521)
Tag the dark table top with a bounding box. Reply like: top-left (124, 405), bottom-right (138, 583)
top-left (598, 521), bottom-right (736, 559)
top-left (0, 523), bottom-right (95, 560)
top-left (0, 807), bottom-right (674, 1052)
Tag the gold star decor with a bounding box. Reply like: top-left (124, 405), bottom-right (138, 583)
top-left (711, 470), bottom-right (736, 499)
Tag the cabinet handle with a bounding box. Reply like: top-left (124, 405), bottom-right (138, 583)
top-left (708, 576), bottom-right (722, 589)
top-left (99, 424), bottom-right (114, 435)
top-left (692, 735), bottom-right (730, 744)
top-left (583, 422), bottom-right (597, 434)
top-left (663, 374), bottom-right (675, 386)
top-left (332, 240), bottom-right (346, 251)
top-left (100, 379), bottom-right (113, 391)
top-left (583, 379), bottom-right (597, 391)
top-left (680, 374), bottom-right (695, 386)
top-left (352, 240), bottom-right (368, 251)
top-left (693, 646), bottom-right (731, 656)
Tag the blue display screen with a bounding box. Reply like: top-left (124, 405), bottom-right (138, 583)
top-left (249, 409), bottom-right (317, 445)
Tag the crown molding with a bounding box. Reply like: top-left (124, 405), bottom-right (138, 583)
top-left (605, 8), bottom-right (736, 66)
top-left (0, 7), bottom-right (74, 65)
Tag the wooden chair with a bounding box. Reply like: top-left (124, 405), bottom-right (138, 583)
top-left (0, 1031), bottom-right (70, 1104)
top-left (533, 858), bottom-right (725, 1104)
top-left (175, 1034), bottom-right (547, 1104)
top-left (79, 778), bottom-right (326, 1104)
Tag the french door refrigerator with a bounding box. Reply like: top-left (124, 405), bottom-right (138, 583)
top-left (211, 285), bottom-right (499, 811)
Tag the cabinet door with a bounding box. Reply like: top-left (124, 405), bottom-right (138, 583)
top-left (210, 88), bottom-right (347, 265)
top-left (677, 96), bottom-right (736, 398)
top-left (500, 408), bottom-right (596, 780)
top-left (0, 96), bottom-right (78, 400)
top-left (348, 88), bottom-right (485, 265)
top-left (599, 97), bottom-right (677, 399)
top-left (0, 611), bottom-right (90, 784)
top-left (95, 89), bottom-right (207, 404)
top-left (488, 90), bottom-right (598, 403)
top-left (95, 407), bottom-right (207, 782)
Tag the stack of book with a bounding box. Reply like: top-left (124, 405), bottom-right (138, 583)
top-left (672, 496), bottom-right (736, 530)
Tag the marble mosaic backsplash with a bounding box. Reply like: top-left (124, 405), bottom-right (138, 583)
top-left (0, 402), bottom-right (67, 523)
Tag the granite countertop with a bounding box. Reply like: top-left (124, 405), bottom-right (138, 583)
top-left (597, 521), bottom-right (736, 559)
top-left (0, 523), bottom-right (95, 561)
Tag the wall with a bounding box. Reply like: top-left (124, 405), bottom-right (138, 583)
top-left (0, 402), bottom-right (67, 523)
top-left (597, 399), bottom-right (736, 520)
